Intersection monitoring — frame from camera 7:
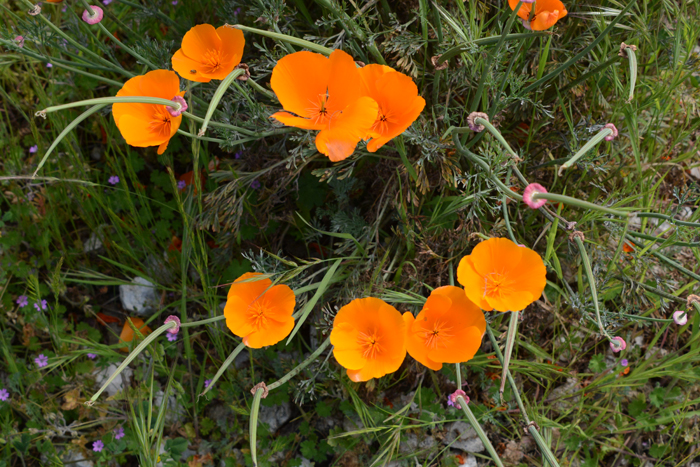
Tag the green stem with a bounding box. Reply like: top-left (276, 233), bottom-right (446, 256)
top-left (87, 320), bottom-right (178, 404)
top-left (574, 236), bottom-right (613, 340)
top-left (228, 24), bottom-right (333, 55)
top-left (246, 78), bottom-right (276, 100)
top-left (634, 212), bottom-right (700, 228)
top-left (558, 128), bottom-right (613, 175)
top-left (531, 192), bottom-right (629, 217)
top-left (475, 118), bottom-right (521, 160)
top-left (250, 387), bottom-right (264, 467)
top-left (180, 315), bottom-right (226, 328)
top-left (39, 96), bottom-right (181, 114)
top-left (455, 396), bottom-right (505, 467)
top-left (97, 23), bottom-right (159, 70)
top-left (500, 311), bottom-right (519, 399)
top-left (268, 337), bottom-right (331, 391)
top-left (199, 344), bottom-right (246, 397)
top-left (198, 68), bottom-right (245, 136)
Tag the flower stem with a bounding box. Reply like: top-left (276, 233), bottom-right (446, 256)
top-left (227, 24), bottom-right (333, 55)
top-left (500, 310), bottom-right (519, 401)
top-left (558, 128), bottom-right (613, 175)
top-left (86, 320), bottom-right (178, 405)
top-left (198, 68), bottom-right (245, 136)
top-left (574, 236), bottom-right (613, 340)
top-left (39, 96), bottom-right (181, 114)
top-left (268, 336), bottom-right (331, 391)
top-left (436, 32), bottom-right (549, 64)
top-left (474, 118), bottom-right (521, 161)
top-left (250, 386), bottom-right (265, 467)
top-left (199, 342), bottom-right (246, 397)
top-left (454, 395), bottom-right (505, 467)
top-left (96, 23), bottom-right (159, 70)
top-left (530, 192), bottom-right (629, 217)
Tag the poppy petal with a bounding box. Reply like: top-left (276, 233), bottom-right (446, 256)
top-left (116, 112), bottom-right (167, 147)
top-left (428, 326), bottom-right (483, 363)
top-left (325, 49), bottom-right (364, 114)
top-left (358, 64), bottom-right (396, 97)
top-left (270, 51), bottom-right (332, 120)
top-left (457, 257), bottom-right (493, 311)
top-left (315, 96), bottom-right (379, 162)
top-left (172, 49), bottom-right (212, 82)
top-left (216, 25), bottom-right (245, 69)
top-left (224, 295), bottom-right (256, 337)
top-left (508, 0), bottom-right (532, 20)
top-left (243, 316), bottom-right (294, 348)
top-left (181, 24), bottom-right (222, 60)
top-left (530, 9), bottom-right (563, 30)
top-left (404, 312), bottom-right (443, 371)
top-left (271, 111), bottom-right (326, 131)
top-left (138, 69), bottom-right (181, 100)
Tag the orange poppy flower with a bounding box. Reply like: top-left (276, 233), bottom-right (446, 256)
top-left (358, 64), bottom-right (425, 152)
top-left (330, 298), bottom-right (406, 382)
top-left (224, 272), bottom-right (295, 348)
top-left (113, 70), bottom-right (185, 154)
top-left (403, 286), bottom-right (486, 371)
top-left (119, 317), bottom-right (152, 353)
top-left (172, 24), bottom-right (245, 83)
top-left (270, 50), bottom-right (378, 162)
top-left (509, 0), bottom-right (568, 30)
top-left (457, 237), bottom-right (546, 312)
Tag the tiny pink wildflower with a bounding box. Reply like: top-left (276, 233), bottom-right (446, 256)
top-left (447, 389), bottom-right (469, 409)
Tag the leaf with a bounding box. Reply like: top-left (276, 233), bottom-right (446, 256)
top-left (649, 443), bottom-right (667, 458)
top-left (650, 387), bottom-right (665, 408)
top-left (628, 395), bottom-right (647, 417)
top-left (588, 354), bottom-right (606, 373)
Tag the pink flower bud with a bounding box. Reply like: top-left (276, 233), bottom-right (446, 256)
top-left (522, 183), bottom-right (548, 209)
top-left (673, 310), bottom-right (688, 326)
top-left (82, 6), bottom-right (104, 25)
top-left (448, 389), bottom-right (469, 409)
top-left (604, 123), bottom-right (618, 141)
top-left (167, 95), bottom-right (187, 117)
top-left (610, 336), bottom-right (626, 353)
top-left (164, 315), bottom-right (181, 334)
top-left (15, 36), bottom-right (25, 48)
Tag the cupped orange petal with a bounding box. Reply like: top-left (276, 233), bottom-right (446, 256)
top-left (325, 49), bottom-right (365, 115)
top-left (270, 51), bottom-right (332, 120)
top-left (172, 49), bottom-right (212, 83)
top-left (405, 286), bottom-right (485, 370)
top-left (530, 9), bottom-right (563, 30)
top-left (330, 297), bottom-right (406, 382)
top-left (181, 24), bottom-right (222, 61)
top-left (215, 25), bottom-right (245, 69)
top-left (457, 238), bottom-right (547, 312)
top-left (223, 272), bottom-right (296, 348)
top-left (315, 96), bottom-right (379, 162)
top-left (362, 70), bottom-right (425, 152)
top-left (508, 0), bottom-right (532, 21)
top-left (173, 24), bottom-right (245, 82)
top-left (271, 111), bottom-right (326, 131)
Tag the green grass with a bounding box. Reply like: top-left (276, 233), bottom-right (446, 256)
top-left (1, 0), bottom-right (700, 466)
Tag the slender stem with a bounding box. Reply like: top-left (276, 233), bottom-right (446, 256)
top-left (87, 320), bottom-right (178, 404)
top-left (500, 311), bottom-right (519, 400)
top-left (634, 212), bottom-right (700, 228)
top-left (199, 343), bottom-right (246, 397)
top-left (198, 69), bottom-right (245, 136)
top-left (453, 138), bottom-right (523, 200)
top-left (180, 315), bottom-right (226, 328)
top-left (574, 236), bottom-right (613, 340)
top-left (39, 96), bottom-right (180, 114)
top-left (176, 129), bottom-right (225, 144)
top-left (228, 24), bottom-right (334, 55)
top-left (531, 192), bottom-right (629, 217)
top-left (558, 128), bottom-right (613, 175)
top-left (455, 396), bottom-right (505, 467)
top-left (250, 387), bottom-right (264, 467)
top-left (436, 32), bottom-right (549, 64)
top-left (267, 337), bottom-right (331, 391)
top-left (475, 118), bottom-right (521, 161)
top-left (97, 23), bottom-right (159, 70)
top-left (247, 78), bottom-right (276, 100)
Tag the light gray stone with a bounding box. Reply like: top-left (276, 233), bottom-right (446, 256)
top-left (62, 450), bottom-right (94, 467)
top-left (93, 363), bottom-right (133, 397)
top-left (443, 421), bottom-right (485, 453)
top-left (119, 277), bottom-right (158, 315)
top-left (548, 378), bottom-right (581, 410)
top-left (258, 401), bottom-right (291, 432)
top-left (83, 232), bottom-right (103, 253)
top-left (457, 453), bottom-right (478, 467)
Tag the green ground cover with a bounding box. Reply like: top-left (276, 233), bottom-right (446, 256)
top-left (1, 0), bottom-right (700, 466)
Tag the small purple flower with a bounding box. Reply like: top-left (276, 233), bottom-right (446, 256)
top-left (166, 332), bottom-right (178, 342)
top-left (15, 36), bottom-right (24, 48)
top-left (46, 63), bottom-right (52, 68)
top-left (0, 389), bottom-right (9, 401)
top-left (620, 359), bottom-right (629, 367)
top-left (29, 145), bottom-right (38, 154)
top-left (204, 379), bottom-right (212, 388)
top-left (171, 0), bottom-right (178, 4)
top-left (108, 175), bottom-right (120, 185)
top-left (33, 300), bottom-right (48, 311)
top-left (177, 180), bottom-right (187, 190)
top-left (92, 440), bottom-right (104, 452)
top-left (87, 353), bottom-right (97, 360)
top-left (233, 7), bottom-right (241, 15)
top-left (103, 0), bottom-right (112, 4)
top-left (234, 151), bottom-right (243, 160)
top-left (113, 426), bottom-right (125, 440)
top-left (250, 180), bottom-right (261, 190)
top-left (16, 295), bottom-right (28, 308)
top-left (35, 354), bottom-right (49, 368)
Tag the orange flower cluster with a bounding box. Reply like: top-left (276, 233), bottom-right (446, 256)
top-left (270, 50), bottom-right (425, 162)
top-left (223, 237), bottom-right (545, 382)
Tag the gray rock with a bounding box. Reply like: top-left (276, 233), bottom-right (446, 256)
top-left (548, 378), bottom-right (581, 411)
top-left (443, 421), bottom-right (485, 453)
top-left (62, 450), bottom-right (94, 467)
top-left (457, 453), bottom-right (478, 467)
top-left (83, 232), bottom-right (103, 253)
top-left (93, 363), bottom-right (133, 397)
top-left (258, 401), bottom-right (291, 432)
top-left (119, 277), bottom-right (158, 315)
top-left (298, 458), bottom-right (314, 467)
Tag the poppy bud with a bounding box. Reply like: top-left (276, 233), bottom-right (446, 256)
top-left (610, 336), bottom-right (626, 353)
top-left (167, 95), bottom-right (188, 117)
top-left (604, 123), bottom-right (618, 141)
top-left (467, 112), bottom-right (488, 132)
top-left (447, 389), bottom-right (469, 409)
top-left (82, 6), bottom-right (103, 25)
top-left (164, 315), bottom-right (181, 334)
top-left (522, 183), bottom-right (548, 209)
top-left (673, 310), bottom-right (688, 326)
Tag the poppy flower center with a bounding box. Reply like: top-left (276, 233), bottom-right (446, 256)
top-left (358, 330), bottom-right (383, 360)
top-left (202, 49), bottom-right (223, 74)
top-left (149, 107), bottom-right (173, 138)
top-left (420, 319), bottom-right (454, 349)
top-left (247, 298), bottom-right (271, 329)
top-left (483, 272), bottom-right (511, 298)
top-left (307, 92), bottom-right (333, 125)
